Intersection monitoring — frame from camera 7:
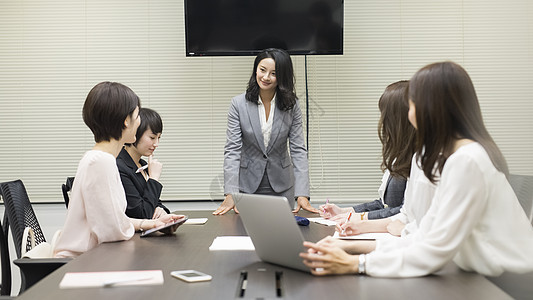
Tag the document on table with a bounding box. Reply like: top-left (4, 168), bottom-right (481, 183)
top-left (209, 236), bottom-right (255, 251)
top-left (307, 217), bottom-right (337, 226)
top-left (184, 218), bottom-right (208, 225)
top-left (333, 231), bottom-right (399, 241)
top-left (59, 270), bottom-right (164, 289)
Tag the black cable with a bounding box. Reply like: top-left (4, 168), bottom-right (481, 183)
top-left (304, 55), bottom-right (309, 155)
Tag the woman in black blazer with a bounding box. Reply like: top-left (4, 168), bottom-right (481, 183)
top-left (117, 107), bottom-right (170, 219)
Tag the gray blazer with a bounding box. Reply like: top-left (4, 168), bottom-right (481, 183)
top-left (223, 92), bottom-right (310, 198)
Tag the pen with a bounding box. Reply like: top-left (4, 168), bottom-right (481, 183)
top-left (322, 198), bottom-right (329, 214)
top-left (135, 165), bottom-right (148, 173)
top-left (340, 211), bottom-right (352, 235)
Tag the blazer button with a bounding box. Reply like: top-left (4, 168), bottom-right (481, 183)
top-left (263, 154), bottom-right (267, 159)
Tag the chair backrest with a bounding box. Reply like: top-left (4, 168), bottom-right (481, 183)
top-left (0, 213), bottom-right (12, 296)
top-left (0, 180), bottom-right (46, 259)
top-left (61, 177), bottom-right (75, 209)
top-left (508, 174), bottom-right (533, 225)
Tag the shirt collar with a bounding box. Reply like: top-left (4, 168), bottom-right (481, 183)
top-left (258, 94), bottom-right (276, 105)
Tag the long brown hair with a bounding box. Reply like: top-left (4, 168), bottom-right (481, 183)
top-left (409, 61), bottom-right (509, 183)
top-left (378, 80), bottom-right (416, 179)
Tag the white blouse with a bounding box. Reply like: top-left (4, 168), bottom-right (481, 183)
top-left (54, 150), bottom-right (134, 258)
top-left (367, 143), bottom-right (533, 277)
top-left (258, 95), bottom-right (276, 149)
top-left (390, 154), bottom-right (437, 235)
top-left (376, 170), bottom-right (389, 203)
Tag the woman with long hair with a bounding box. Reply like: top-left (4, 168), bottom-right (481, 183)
top-left (214, 48), bottom-right (318, 215)
top-left (322, 80), bottom-right (437, 237)
top-left (300, 62), bottom-right (533, 277)
top-left (321, 81), bottom-right (417, 221)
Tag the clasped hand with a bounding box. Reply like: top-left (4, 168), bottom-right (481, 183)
top-left (299, 237), bottom-right (358, 275)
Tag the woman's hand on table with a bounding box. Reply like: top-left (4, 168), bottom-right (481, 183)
top-left (213, 194), bottom-right (239, 215)
top-left (293, 196), bottom-right (320, 213)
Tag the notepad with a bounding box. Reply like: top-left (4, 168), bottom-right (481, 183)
top-left (332, 231), bottom-right (399, 241)
top-left (184, 218), bottom-right (208, 225)
top-left (59, 270), bottom-right (164, 289)
top-left (208, 236), bottom-right (255, 251)
top-left (307, 217), bottom-right (337, 226)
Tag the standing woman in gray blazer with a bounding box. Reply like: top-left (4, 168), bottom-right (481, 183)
top-left (213, 48), bottom-right (319, 215)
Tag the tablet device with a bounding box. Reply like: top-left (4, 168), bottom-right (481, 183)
top-left (140, 216), bottom-right (188, 237)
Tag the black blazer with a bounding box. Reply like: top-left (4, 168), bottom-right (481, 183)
top-left (116, 148), bottom-right (170, 219)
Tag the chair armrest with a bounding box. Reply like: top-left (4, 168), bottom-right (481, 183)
top-left (13, 258), bottom-right (72, 293)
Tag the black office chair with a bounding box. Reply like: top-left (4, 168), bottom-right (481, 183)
top-left (61, 177), bottom-right (75, 209)
top-left (0, 179), bottom-right (70, 294)
top-left (508, 174), bottom-right (533, 225)
top-left (0, 214), bottom-right (12, 296)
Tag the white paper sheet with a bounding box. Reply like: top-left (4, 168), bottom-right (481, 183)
top-left (59, 270), bottom-right (164, 289)
top-left (184, 218), bottom-right (208, 225)
top-left (208, 236), bottom-right (255, 251)
top-left (333, 231), bottom-right (399, 241)
top-left (307, 217), bottom-right (337, 226)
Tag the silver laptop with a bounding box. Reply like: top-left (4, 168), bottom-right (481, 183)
top-left (234, 193), bottom-right (309, 272)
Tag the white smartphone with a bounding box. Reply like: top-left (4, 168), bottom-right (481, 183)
top-left (171, 270), bottom-right (212, 283)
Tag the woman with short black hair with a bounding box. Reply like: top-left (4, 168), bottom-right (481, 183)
top-left (117, 107), bottom-right (171, 219)
top-left (54, 82), bottom-right (184, 258)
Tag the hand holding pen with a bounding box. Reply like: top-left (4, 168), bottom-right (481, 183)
top-left (340, 211), bottom-right (352, 235)
top-left (319, 200), bottom-right (352, 219)
top-left (320, 198), bottom-right (329, 216)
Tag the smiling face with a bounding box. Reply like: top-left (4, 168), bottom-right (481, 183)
top-left (256, 58), bottom-right (278, 93)
top-left (134, 129), bottom-right (161, 157)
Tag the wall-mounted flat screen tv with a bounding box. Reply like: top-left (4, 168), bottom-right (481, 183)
top-left (184, 0), bottom-right (343, 56)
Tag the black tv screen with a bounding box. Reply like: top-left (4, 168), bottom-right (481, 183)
top-left (184, 0), bottom-right (343, 56)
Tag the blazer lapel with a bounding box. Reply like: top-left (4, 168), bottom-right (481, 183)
top-left (118, 148), bottom-right (138, 171)
top-left (267, 106), bottom-right (286, 153)
top-left (246, 100), bottom-right (266, 153)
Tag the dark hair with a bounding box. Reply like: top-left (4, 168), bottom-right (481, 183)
top-left (83, 81), bottom-right (141, 143)
top-left (245, 48), bottom-right (297, 111)
top-left (378, 80), bottom-right (416, 179)
top-left (409, 61), bottom-right (509, 183)
top-left (126, 107), bottom-right (163, 147)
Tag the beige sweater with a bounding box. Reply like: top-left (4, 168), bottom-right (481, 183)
top-left (54, 150), bottom-right (134, 258)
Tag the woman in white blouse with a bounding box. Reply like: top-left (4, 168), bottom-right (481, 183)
top-left (320, 81), bottom-right (436, 237)
top-left (54, 82), bottom-right (184, 258)
top-left (300, 61), bottom-right (533, 277)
